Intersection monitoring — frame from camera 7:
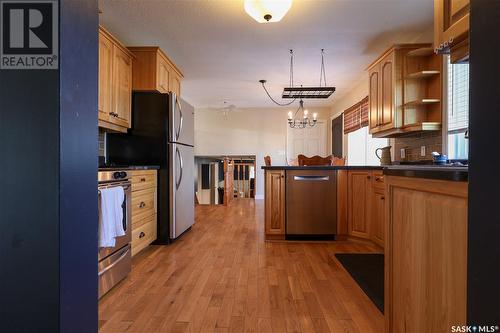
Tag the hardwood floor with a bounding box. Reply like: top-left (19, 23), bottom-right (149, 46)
top-left (99, 199), bottom-right (384, 333)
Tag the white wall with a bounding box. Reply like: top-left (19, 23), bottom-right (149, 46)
top-left (194, 106), bottom-right (331, 199)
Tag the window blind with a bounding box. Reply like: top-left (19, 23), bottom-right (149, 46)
top-left (448, 61), bottom-right (469, 133)
top-left (343, 96), bottom-right (369, 134)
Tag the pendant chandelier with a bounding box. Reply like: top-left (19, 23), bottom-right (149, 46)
top-left (287, 99), bottom-right (317, 128)
top-left (259, 49), bottom-right (335, 128)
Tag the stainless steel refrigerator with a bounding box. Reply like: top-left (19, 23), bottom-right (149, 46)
top-left (106, 92), bottom-right (194, 243)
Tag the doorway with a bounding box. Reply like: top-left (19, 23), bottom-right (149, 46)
top-left (194, 155), bottom-right (256, 205)
top-left (332, 114), bottom-right (343, 158)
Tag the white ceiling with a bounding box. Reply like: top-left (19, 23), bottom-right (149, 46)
top-left (99, 0), bottom-right (433, 109)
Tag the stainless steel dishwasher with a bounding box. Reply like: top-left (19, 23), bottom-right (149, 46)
top-left (286, 170), bottom-right (337, 238)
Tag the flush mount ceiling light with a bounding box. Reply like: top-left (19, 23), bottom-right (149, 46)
top-left (244, 0), bottom-right (293, 23)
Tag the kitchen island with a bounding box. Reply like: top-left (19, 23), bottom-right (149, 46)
top-left (262, 165), bottom-right (383, 241)
top-left (263, 164), bottom-right (469, 332)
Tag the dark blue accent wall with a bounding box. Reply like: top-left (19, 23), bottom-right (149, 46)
top-left (59, 0), bottom-right (98, 332)
top-left (468, 0), bottom-right (500, 324)
top-left (0, 0), bottom-right (98, 331)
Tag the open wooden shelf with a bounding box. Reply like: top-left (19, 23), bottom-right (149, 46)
top-left (403, 99), bottom-right (440, 107)
top-left (406, 47), bottom-right (435, 57)
top-left (403, 122), bottom-right (442, 132)
top-left (405, 70), bottom-right (440, 79)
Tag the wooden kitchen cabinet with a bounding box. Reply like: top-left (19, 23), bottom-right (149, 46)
top-left (264, 170), bottom-right (285, 240)
top-left (367, 46), bottom-right (404, 136)
top-left (170, 71), bottom-right (182, 97)
top-left (111, 46), bottom-right (132, 128)
top-left (434, 0), bottom-right (469, 63)
top-left (370, 187), bottom-right (385, 247)
top-left (98, 27), bottom-right (133, 133)
top-left (367, 44), bottom-right (442, 137)
top-left (385, 176), bottom-right (467, 332)
top-left (128, 47), bottom-right (183, 96)
top-left (369, 171), bottom-right (385, 247)
top-left (347, 171), bottom-right (371, 239)
top-left (129, 170), bottom-right (158, 256)
top-left (98, 32), bottom-right (113, 124)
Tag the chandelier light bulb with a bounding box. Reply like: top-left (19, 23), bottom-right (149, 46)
top-left (288, 111), bottom-right (293, 120)
top-left (313, 112), bottom-right (318, 120)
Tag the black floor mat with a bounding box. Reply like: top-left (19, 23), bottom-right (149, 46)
top-left (335, 253), bottom-right (384, 313)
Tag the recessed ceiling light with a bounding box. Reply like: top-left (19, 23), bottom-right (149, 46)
top-left (244, 0), bottom-right (293, 23)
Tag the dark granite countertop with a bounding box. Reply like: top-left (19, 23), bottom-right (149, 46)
top-left (383, 165), bottom-right (468, 182)
top-left (261, 165), bottom-right (383, 170)
top-left (262, 165), bottom-right (468, 181)
top-left (98, 165), bottom-right (160, 171)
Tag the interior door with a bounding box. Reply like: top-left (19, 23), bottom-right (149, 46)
top-left (287, 121), bottom-right (327, 162)
top-left (170, 143), bottom-right (194, 238)
top-left (331, 115), bottom-right (343, 158)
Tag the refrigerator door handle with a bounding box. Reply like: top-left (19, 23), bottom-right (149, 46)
top-left (176, 146), bottom-right (183, 190)
top-left (175, 95), bottom-right (183, 141)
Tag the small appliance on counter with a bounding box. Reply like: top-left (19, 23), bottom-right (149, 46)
top-left (432, 152), bottom-right (448, 165)
top-left (97, 169), bottom-right (131, 298)
top-left (106, 92), bottom-right (195, 244)
top-left (375, 146), bottom-right (392, 165)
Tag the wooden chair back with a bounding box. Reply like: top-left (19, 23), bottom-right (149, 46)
top-left (331, 156), bottom-right (346, 166)
top-left (264, 155), bottom-right (271, 166)
top-left (297, 154), bottom-right (333, 166)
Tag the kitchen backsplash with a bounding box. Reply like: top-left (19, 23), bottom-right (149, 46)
top-left (98, 130), bottom-right (105, 157)
top-left (393, 130), bottom-right (442, 162)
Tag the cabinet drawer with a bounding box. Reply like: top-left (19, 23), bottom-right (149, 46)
top-left (130, 170), bottom-right (157, 191)
top-left (131, 187), bottom-right (156, 222)
top-left (131, 219), bottom-right (157, 256)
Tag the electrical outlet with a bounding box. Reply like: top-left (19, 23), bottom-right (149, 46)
top-left (421, 146), bottom-right (426, 157)
top-left (400, 148), bottom-right (406, 159)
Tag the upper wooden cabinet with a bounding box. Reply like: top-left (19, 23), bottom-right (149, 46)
top-left (128, 47), bottom-right (183, 96)
top-left (264, 170), bottom-right (285, 240)
top-left (98, 32), bottom-right (113, 124)
top-left (434, 0), bottom-right (469, 63)
top-left (98, 27), bottom-right (133, 132)
top-left (367, 44), bottom-right (442, 138)
top-left (367, 46), bottom-right (404, 135)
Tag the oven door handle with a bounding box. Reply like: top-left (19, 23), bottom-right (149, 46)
top-left (98, 246), bottom-right (130, 277)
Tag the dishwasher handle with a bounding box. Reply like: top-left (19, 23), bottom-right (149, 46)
top-left (293, 175), bottom-right (330, 181)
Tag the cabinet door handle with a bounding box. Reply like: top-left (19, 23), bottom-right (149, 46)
top-left (375, 176), bottom-right (384, 182)
top-left (139, 201), bottom-right (146, 208)
top-left (140, 177), bottom-right (146, 182)
top-left (381, 196), bottom-right (385, 200)
top-left (139, 232), bottom-right (145, 238)
top-left (367, 175), bottom-right (371, 180)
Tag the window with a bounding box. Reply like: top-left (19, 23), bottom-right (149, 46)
top-left (446, 57), bottom-right (469, 159)
top-left (347, 127), bottom-right (388, 165)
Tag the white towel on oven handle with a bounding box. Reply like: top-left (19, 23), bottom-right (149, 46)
top-left (99, 186), bottom-right (125, 248)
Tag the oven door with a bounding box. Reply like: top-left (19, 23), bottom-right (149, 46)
top-left (98, 183), bottom-right (132, 261)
